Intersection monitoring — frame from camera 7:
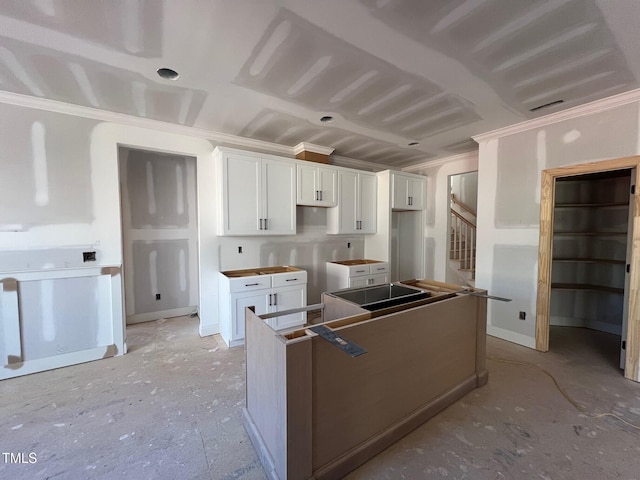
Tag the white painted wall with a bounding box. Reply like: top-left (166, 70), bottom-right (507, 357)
top-left (474, 100), bottom-right (640, 348)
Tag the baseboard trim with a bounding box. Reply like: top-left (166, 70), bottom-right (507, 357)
top-left (199, 323), bottom-right (220, 337)
top-left (487, 325), bottom-right (536, 349)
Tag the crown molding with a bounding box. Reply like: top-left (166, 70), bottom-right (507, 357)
top-left (330, 155), bottom-right (390, 172)
top-left (473, 88), bottom-right (640, 143)
top-left (402, 150), bottom-right (478, 172)
top-left (0, 90), bottom-right (295, 156)
top-left (293, 142), bottom-right (334, 156)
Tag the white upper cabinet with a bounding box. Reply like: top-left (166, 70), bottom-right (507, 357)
top-left (327, 169), bottom-right (377, 234)
top-left (392, 172), bottom-right (426, 210)
top-left (296, 163), bottom-right (337, 207)
top-left (216, 147), bottom-right (296, 236)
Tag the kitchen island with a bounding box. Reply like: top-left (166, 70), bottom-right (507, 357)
top-left (243, 279), bottom-right (488, 480)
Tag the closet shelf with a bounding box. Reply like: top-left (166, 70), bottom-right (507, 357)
top-left (554, 202), bottom-right (628, 208)
top-left (554, 231), bottom-right (627, 236)
top-left (552, 258), bottom-right (625, 264)
top-left (551, 283), bottom-right (624, 294)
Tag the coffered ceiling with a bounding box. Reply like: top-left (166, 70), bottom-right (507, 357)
top-left (0, 0), bottom-right (638, 167)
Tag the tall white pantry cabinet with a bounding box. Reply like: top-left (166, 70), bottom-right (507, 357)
top-left (215, 147), bottom-right (296, 236)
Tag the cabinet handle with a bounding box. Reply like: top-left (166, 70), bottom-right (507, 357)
top-left (315, 190), bottom-right (319, 201)
top-left (408, 196), bottom-right (413, 206)
top-left (376, 267), bottom-right (385, 270)
top-left (268, 293), bottom-right (273, 306)
top-left (319, 190), bottom-right (323, 201)
top-left (273, 293), bottom-right (277, 306)
top-left (259, 218), bottom-right (263, 230)
top-left (245, 283), bottom-right (259, 286)
top-left (286, 278), bottom-right (298, 282)
top-left (356, 269), bottom-right (366, 273)
top-left (264, 218), bottom-right (268, 230)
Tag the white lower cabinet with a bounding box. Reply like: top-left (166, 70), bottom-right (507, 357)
top-left (326, 260), bottom-right (389, 292)
top-left (219, 268), bottom-right (307, 347)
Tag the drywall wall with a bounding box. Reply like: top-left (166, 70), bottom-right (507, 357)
top-left (119, 148), bottom-right (198, 323)
top-left (407, 152), bottom-right (478, 283)
top-left (219, 207), bottom-right (364, 303)
top-left (475, 101), bottom-right (640, 348)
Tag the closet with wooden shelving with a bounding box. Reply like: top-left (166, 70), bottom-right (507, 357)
top-left (550, 170), bottom-right (632, 336)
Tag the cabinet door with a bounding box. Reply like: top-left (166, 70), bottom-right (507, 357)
top-left (270, 285), bottom-right (307, 330)
top-left (408, 177), bottom-right (425, 210)
top-left (368, 273), bottom-right (388, 286)
top-left (392, 175), bottom-right (410, 210)
top-left (358, 173), bottom-right (377, 233)
top-left (349, 276), bottom-right (369, 288)
top-left (221, 153), bottom-right (261, 235)
top-left (330, 170), bottom-right (359, 234)
top-left (232, 290), bottom-right (269, 341)
top-left (263, 159), bottom-right (296, 235)
top-left (318, 166), bottom-right (337, 207)
top-left (296, 163), bottom-right (318, 206)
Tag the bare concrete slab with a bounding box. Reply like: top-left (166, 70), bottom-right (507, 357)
top-left (1, 317), bottom-right (639, 479)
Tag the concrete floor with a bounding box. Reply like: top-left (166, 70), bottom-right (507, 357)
top-left (2, 317), bottom-right (640, 480)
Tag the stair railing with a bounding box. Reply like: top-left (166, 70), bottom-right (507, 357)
top-left (450, 209), bottom-right (476, 276)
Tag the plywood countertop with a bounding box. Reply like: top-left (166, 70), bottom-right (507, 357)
top-left (220, 266), bottom-right (303, 278)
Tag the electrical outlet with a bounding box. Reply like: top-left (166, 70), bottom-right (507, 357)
top-left (519, 311), bottom-right (526, 320)
top-left (156, 294), bottom-right (161, 301)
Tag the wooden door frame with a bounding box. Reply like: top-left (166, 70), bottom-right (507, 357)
top-left (535, 156), bottom-right (640, 381)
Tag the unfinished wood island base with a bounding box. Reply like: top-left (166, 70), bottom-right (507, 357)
top-left (243, 279), bottom-right (488, 480)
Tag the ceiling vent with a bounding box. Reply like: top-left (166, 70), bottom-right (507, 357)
top-left (529, 99), bottom-right (564, 112)
top-left (294, 142), bottom-right (335, 164)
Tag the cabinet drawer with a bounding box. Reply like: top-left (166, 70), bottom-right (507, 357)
top-left (228, 276), bottom-right (272, 293)
top-left (272, 271), bottom-right (307, 288)
top-left (370, 263), bottom-right (389, 274)
top-left (348, 265), bottom-right (370, 277)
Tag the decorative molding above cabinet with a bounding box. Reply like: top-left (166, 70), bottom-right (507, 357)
top-left (296, 163), bottom-right (337, 207)
top-left (215, 147), bottom-right (296, 236)
top-left (327, 168), bottom-right (377, 234)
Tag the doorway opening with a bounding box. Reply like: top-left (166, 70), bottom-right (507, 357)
top-left (448, 171), bottom-right (478, 287)
top-left (118, 147), bottom-right (200, 346)
top-left (536, 156), bottom-right (640, 382)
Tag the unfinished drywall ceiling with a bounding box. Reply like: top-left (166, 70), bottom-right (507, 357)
top-left (0, 0), bottom-right (638, 167)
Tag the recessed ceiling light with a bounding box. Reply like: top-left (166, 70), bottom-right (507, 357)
top-left (157, 68), bottom-right (180, 80)
top-left (408, 142), bottom-right (419, 146)
top-left (320, 115), bottom-right (334, 123)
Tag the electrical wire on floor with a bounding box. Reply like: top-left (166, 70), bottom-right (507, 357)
top-left (487, 356), bottom-right (640, 431)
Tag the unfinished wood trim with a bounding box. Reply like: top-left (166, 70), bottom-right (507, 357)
top-left (535, 156), bottom-right (640, 382)
top-left (626, 167), bottom-right (640, 381)
top-left (295, 151), bottom-right (330, 164)
top-left (536, 170), bottom-right (555, 352)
